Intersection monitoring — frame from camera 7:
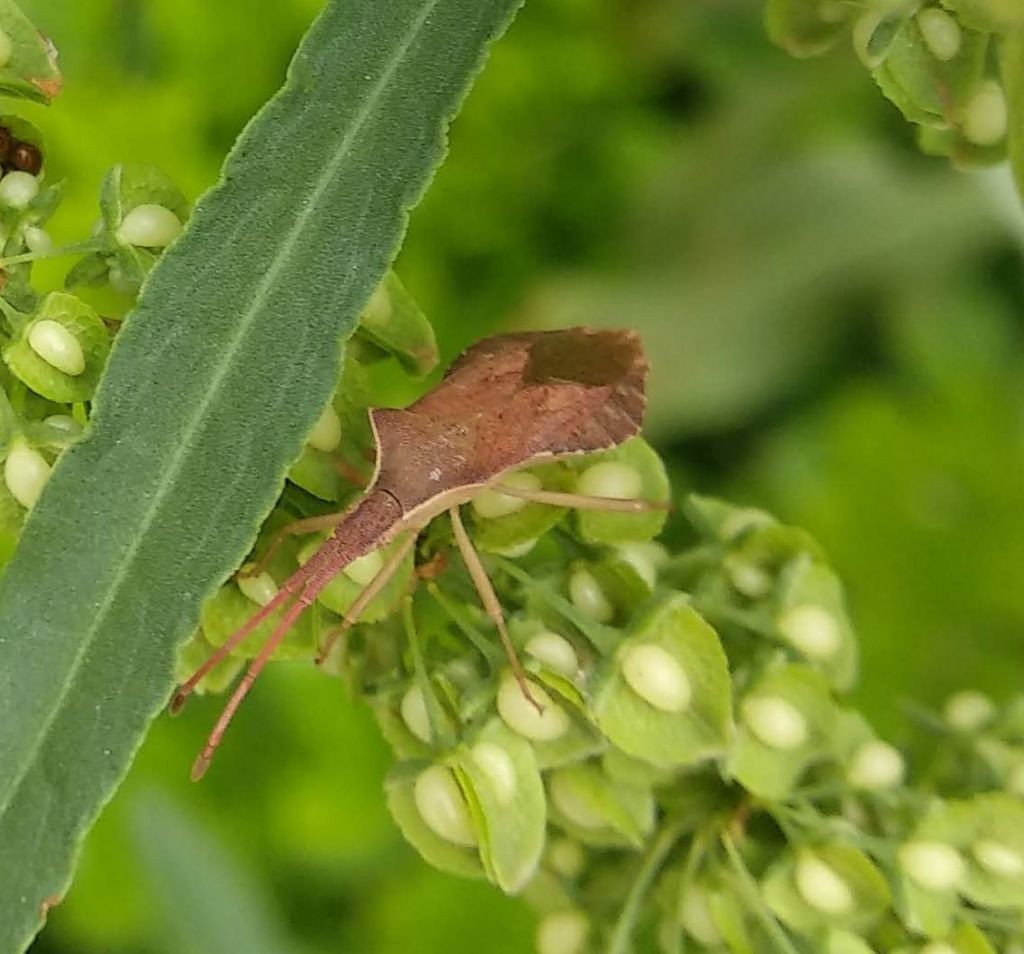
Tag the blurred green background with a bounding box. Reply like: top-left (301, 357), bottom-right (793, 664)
top-left (17, 0), bottom-right (1024, 951)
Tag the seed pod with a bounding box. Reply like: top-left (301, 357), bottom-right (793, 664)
top-left (307, 404), bottom-right (342, 452)
top-left (742, 695), bottom-right (809, 750)
top-left (496, 674), bottom-right (569, 742)
top-left (847, 739), bottom-right (905, 789)
top-left (524, 631), bottom-right (579, 678)
top-left (4, 443), bottom-right (51, 509)
top-left (794, 853), bottom-right (854, 915)
top-left (899, 840), bottom-right (965, 891)
top-left (413, 764), bottom-right (476, 847)
top-left (23, 226), bottom-right (52, 254)
top-left (972, 839), bottom-right (1023, 878)
top-left (620, 643), bottom-right (691, 714)
top-left (536, 910), bottom-right (589, 954)
top-left (471, 470), bottom-right (541, 520)
top-left (117, 203), bottom-right (183, 248)
top-left (9, 141), bottom-right (42, 176)
top-left (0, 171), bottom-right (39, 209)
top-left (28, 320), bottom-right (87, 377)
top-left (944, 689), bottom-right (995, 731)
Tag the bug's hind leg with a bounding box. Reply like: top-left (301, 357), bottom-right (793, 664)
top-left (492, 483), bottom-right (670, 514)
top-left (449, 505), bottom-right (541, 713)
top-left (238, 512), bottom-right (347, 580)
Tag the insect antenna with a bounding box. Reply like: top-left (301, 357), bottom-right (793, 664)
top-left (169, 563), bottom-right (316, 714)
top-left (190, 596), bottom-right (310, 781)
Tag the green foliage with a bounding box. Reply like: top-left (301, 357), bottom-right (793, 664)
top-left (0, 0), bottom-right (524, 949)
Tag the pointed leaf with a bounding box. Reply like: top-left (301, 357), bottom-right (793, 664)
top-left (0, 1), bottom-right (523, 949)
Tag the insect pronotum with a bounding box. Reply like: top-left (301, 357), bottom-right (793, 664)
top-left (173, 326), bottom-right (660, 779)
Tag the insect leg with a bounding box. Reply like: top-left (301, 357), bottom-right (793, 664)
top-left (448, 505), bottom-right (541, 713)
top-left (315, 530), bottom-right (418, 665)
top-left (492, 483), bottom-right (670, 514)
top-left (238, 511), bottom-right (348, 579)
top-left (190, 594), bottom-right (311, 781)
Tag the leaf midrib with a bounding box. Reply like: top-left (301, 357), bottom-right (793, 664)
top-left (0, 0), bottom-right (441, 825)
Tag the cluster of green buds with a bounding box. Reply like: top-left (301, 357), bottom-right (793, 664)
top-left (765, 0), bottom-right (1024, 171)
top-left (0, 3), bottom-right (195, 566)
top-left (179, 321), bottom-right (1024, 954)
top-left (0, 157), bottom-right (194, 566)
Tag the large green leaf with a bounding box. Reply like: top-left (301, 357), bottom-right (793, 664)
top-left (0, 0), bottom-right (521, 950)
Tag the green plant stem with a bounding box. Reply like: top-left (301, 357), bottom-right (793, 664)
top-left (721, 829), bottom-right (799, 954)
top-left (402, 596), bottom-right (456, 750)
top-left (606, 819), bottom-right (686, 954)
top-left (427, 581), bottom-right (503, 667)
top-left (494, 558), bottom-right (620, 655)
top-left (0, 238), bottom-right (103, 269)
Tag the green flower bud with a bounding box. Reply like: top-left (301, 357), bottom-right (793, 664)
top-left (853, 9), bottom-right (899, 69)
top-left (364, 282), bottom-right (392, 324)
top-left (777, 604), bottom-right (842, 659)
top-left (548, 769), bottom-right (607, 830)
top-left (471, 471), bottom-right (541, 519)
top-left (401, 685), bottom-right (432, 744)
top-left (616, 541), bottom-right (665, 588)
top-left (679, 884), bottom-right (722, 946)
top-left (307, 404), bottom-right (342, 452)
top-left (28, 320), bottom-right (86, 377)
top-left (1009, 762), bottom-right (1024, 797)
top-left (497, 675), bottom-right (569, 742)
top-left (971, 839), bottom-right (1024, 878)
top-left (236, 568), bottom-right (278, 607)
top-left (944, 689), bottom-right (996, 731)
top-left (546, 838), bottom-right (585, 879)
top-left (917, 7), bottom-right (961, 62)
top-left (847, 739), bottom-right (905, 789)
top-left (742, 695), bottom-right (809, 750)
top-left (4, 443), bottom-right (51, 509)
top-left (343, 548), bottom-right (383, 586)
top-left (620, 643), bottom-right (691, 713)
top-left (899, 840), bottom-right (965, 891)
top-left (23, 226), bottom-right (52, 255)
top-left (117, 203), bottom-right (183, 248)
top-left (0, 171), bottom-right (39, 210)
top-left (795, 853), bottom-right (855, 915)
top-left (413, 764), bottom-right (476, 847)
top-left (576, 461), bottom-right (642, 500)
top-left (962, 81), bottom-right (1007, 147)
top-left (567, 568), bottom-right (613, 623)
top-left (0, 27), bottom-right (12, 68)
top-left (536, 910), bottom-right (589, 954)
top-left (44, 415), bottom-right (83, 435)
top-left (490, 537), bottom-right (538, 558)
top-left (470, 742), bottom-right (517, 805)
top-left (724, 554), bottom-right (772, 598)
top-left (524, 631), bottom-right (579, 678)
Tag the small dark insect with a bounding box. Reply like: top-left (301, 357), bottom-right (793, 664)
top-left (9, 141), bottom-right (43, 176)
top-left (173, 326), bottom-right (662, 779)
